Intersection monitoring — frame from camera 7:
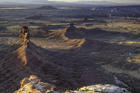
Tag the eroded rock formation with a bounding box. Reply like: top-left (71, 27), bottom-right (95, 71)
top-left (0, 26), bottom-right (40, 93)
top-left (64, 23), bottom-right (85, 39)
top-left (0, 26), bottom-right (135, 93)
top-left (19, 26), bottom-right (30, 45)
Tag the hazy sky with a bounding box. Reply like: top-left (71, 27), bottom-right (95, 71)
top-left (0, 0), bottom-right (140, 4)
top-left (49, 0), bottom-right (140, 3)
top-left (49, 0), bottom-right (139, 2)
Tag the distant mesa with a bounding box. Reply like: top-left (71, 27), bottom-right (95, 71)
top-left (36, 5), bottom-right (57, 10)
top-left (26, 14), bottom-right (44, 20)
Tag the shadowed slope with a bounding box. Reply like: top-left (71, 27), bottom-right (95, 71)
top-left (1, 25), bottom-right (140, 92)
top-left (0, 43), bottom-right (31, 93)
top-left (0, 26), bottom-right (84, 92)
top-left (0, 27), bottom-right (47, 92)
top-left (45, 25), bottom-right (140, 92)
top-left (47, 23), bottom-right (85, 40)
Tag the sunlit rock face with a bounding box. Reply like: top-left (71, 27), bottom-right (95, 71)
top-left (15, 75), bottom-right (129, 93)
top-left (73, 84), bottom-right (129, 93)
top-left (14, 75), bottom-right (55, 93)
top-left (18, 26), bottom-right (30, 45)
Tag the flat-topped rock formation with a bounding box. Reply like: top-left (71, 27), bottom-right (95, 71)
top-left (37, 5), bottom-right (57, 10)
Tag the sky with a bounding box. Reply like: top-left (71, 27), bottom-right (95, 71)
top-left (0, 0), bottom-right (140, 4)
top-left (48, 0), bottom-right (139, 2)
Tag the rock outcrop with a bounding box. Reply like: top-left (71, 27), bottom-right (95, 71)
top-left (15, 75), bottom-right (129, 93)
top-left (74, 84), bottom-right (129, 93)
top-left (14, 75), bottom-right (55, 93)
top-left (0, 27), bottom-right (32, 93)
top-left (19, 26), bottom-right (30, 45)
top-left (65, 23), bottom-right (85, 39)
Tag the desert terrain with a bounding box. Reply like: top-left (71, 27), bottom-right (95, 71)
top-left (0, 4), bottom-right (140, 93)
